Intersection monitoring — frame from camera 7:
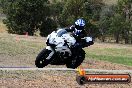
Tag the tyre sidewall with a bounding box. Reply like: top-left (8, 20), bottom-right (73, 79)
top-left (35, 48), bottom-right (53, 68)
top-left (66, 49), bottom-right (85, 69)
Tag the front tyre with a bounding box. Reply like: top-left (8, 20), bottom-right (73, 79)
top-left (35, 48), bottom-right (52, 68)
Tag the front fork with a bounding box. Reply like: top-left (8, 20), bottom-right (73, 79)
top-left (45, 46), bottom-right (55, 60)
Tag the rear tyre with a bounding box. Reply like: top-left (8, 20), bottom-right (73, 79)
top-left (35, 48), bottom-right (52, 68)
top-left (66, 49), bottom-right (85, 69)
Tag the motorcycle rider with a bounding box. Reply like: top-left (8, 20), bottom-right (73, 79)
top-left (65, 18), bottom-right (94, 47)
top-left (63, 18), bottom-right (94, 65)
top-left (46, 18), bottom-right (94, 48)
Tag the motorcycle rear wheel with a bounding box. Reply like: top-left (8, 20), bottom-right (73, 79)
top-left (35, 48), bottom-right (52, 68)
top-left (66, 49), bottom-right (85, 69)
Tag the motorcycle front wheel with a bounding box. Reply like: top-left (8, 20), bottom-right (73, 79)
top-left (35, 48), bottom-right (52, 68)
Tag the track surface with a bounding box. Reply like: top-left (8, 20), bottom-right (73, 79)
top-left (0, 59), bottom-right (132, 88)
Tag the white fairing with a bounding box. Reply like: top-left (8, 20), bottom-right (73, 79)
top-left (46, 29), bottom-right (92, 60)
top-left (47, 31), bottom-right (57, 44)
top-left (46, 46), bottom-right (55, 60)
top-left (46, 29), bottom-right (76, 56)
top-left (47, 29), bottom-right (76, 46)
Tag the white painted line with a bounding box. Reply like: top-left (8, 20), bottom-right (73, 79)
top-left (0, 68), bottom-right (132, 73)
top-left (84, 69), bottom-right (132, 73)
top-left (0, 68), bottom-right (76, 71)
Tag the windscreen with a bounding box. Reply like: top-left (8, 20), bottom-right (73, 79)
top-left (57, 29), bottom-right (67, 37)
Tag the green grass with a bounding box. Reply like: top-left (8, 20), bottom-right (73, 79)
top-left (85, 43), bottom-right (132, 66)
top-left (86, 54), bottom-right (132, 66)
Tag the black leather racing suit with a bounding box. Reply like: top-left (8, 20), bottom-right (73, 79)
top-left (65, 25), bottom-right (87, 44)
top-left (65, 25), bottom-right (94, 47)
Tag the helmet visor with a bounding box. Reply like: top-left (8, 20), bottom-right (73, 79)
top-left (75, 25), bottom-right (84, 30)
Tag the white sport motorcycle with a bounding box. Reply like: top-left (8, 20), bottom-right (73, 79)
top-left (35, 29), bottom-right (93, 69)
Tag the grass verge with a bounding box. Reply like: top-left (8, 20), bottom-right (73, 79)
top-left (85, 43), bottom-right (132, 66)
